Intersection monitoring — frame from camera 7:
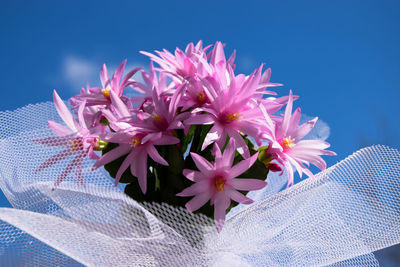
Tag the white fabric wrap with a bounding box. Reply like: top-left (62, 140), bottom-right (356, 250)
top-left (0, 102), bottom-right (399, 266)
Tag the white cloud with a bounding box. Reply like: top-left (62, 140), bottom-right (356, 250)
top-left (62, 56), bottom-right (145, 92)
top-left (63, 55), bottom-right (99, 90)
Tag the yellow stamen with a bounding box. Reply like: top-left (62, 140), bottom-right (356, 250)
top-left (131, 136), bottom-right (142, 147)
top-left (282, 136), bottom-right (295, 149)
top-left (226, 111), bottom-right (240, 122)
top-left (215, 177), bottom-right (225, 192)
top-left (70, 139), bottom-right (83, 149)
top-left (153, 114), bottom-right (162, 122)
top-left (197, 91), bottom-right (206, 102)
top-left (101, 88), bottom-right (110, 98)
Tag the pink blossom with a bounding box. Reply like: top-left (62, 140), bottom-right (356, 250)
top-left (35, 90), bottom-right (103, 189)
top-left (70, 60), bottom-right (140, 109)
top-left (93, 129), bottom-right (179, 194)
top-left (177, 140), bottom-right (267, 232)
top-left (260, 90), bottom-right (336, 186)
top-left (140, 41), bottom-right (210, 81)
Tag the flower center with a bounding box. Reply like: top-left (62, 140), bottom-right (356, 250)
top-left (101, 88), bottom-right (111, 99)
top-left (226, 111), bottom-right (240, 123)
top-left (70, 139), bottom-right (83, 150)
top-left (197, 91), bottom-right (206, 102)
top-left (131, 136), bottom-right (142, 147)
top-left (281, 136), bottom-right (295, 149)
top-left (215, 176), bottom-right (225, 192)
top-left (153, 114), bottom-right (162, 122)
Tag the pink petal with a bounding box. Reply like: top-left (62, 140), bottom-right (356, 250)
top-left (222, 138), bottom-right (236, 168)
top-left (153, 135), bottom-right (180, 145)
top-left (213, 193), bottom-right (231, 232)
top-left (201, 124), bottom-right (222, 150)
top-left (146, 145), bottom-right (168, 166)
top-left (53, 154), bottom-right (84, 189)
top-left (109, 90), bottom-right (131, 118)
top-left (48, 121), bottom-right (75, 136)
top-left (100, 63), bottom-right (110, 88)
top-left (185, 191), bottom-right (211, 212)
top-left (33, 136), bottom-right (71, 147)
top-left (177, 181), bottom-right (209, 197)
top-left (35, 149), bottom-right (75, 173)
top-left (190, 152), bottom-right (213, 175)
top-left (228, 152), bottom-right (258, 178)
top-left (182, 169), bottom-right (206, 182)
top-left (295, 139), bottom-right (331, 150)
top-left (227, 189), bottom-right (253, 204)
top-left (228, 130), bottom-right (250, 159)
top-left (77, 101), bottom-right (88, 130)
top-left (53, 90), bottom-right (78, 132)
top-left (230, 178), bottom-right (267, 191)
top-left (134, 151), bottom-right (148, 194)
top-left (281, 90), bottom-right (293, 136)
top-left (120, 67), bottom-right (142, 90)
top-left (185, 114), bottom-right (214, 125)
top-left (293, 117), bottom-right (318, 140)
top-left (115, 150), bottom-right (137, 186)
top-left (93, 145), bottom-right (131, 169)
top-left (112, 59), bottom-right (127, 94)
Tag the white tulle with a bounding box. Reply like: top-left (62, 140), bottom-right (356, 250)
top-left (0, 102), bottom-right (399, 266)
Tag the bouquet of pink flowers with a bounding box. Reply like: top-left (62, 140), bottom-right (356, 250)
top-left (35, 41), bottom-right (335, 232)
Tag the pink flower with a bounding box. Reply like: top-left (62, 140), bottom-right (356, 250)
top-left (140, 41), bottom-right (210, 81)
top-left (260, 90), bottom-right (336, 186)
top-left (185, 65), bottom-right (269, 158)
top-left (35, 90), bottom-right (102, 189)
top-left (93, 90), bottom-right (181, 193)
top-left (70, 60), bottom-right (140, 109)
top-left (92, 129), bottom-right (179, 194)
top-left (129, 62), bottom-right (174, 106)
top-left (177, 140), bottom-right (267, 232)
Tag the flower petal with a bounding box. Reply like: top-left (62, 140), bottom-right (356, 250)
top-left (190, 152), bottom-right (213, 175)
top-left (53, 90), bottom-right (78, 132)
top-left (177, 181), bottom-right (209, 197)
top-left (213, 193), bottom-right (231, 233)
top-left (228, 152), bottom-right (258, 178)
top-left (185, 191), bottom-right (211, 212)
top-left (182, 169), bottom-right (205, 182)
top-left (48, 121), bottom-right (75, 136)
top-left (230, 178), bottom-right (267, 191)
top-left (92, 145), bottom-right (131, 169)
top-left (146, 145), bottom-right (168, 166)
top-left (227, 189), bottom-right (254, 204)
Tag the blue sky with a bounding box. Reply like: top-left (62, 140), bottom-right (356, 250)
top-left (1, 0), bottom-right (400, 262)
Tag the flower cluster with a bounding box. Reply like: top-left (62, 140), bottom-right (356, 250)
top-left (36, 41), bottom-right (335, 231)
